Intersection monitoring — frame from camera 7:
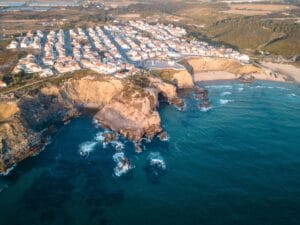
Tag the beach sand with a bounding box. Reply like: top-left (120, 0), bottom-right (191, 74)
top-left (194, 71), bottom-right (287, 83)
top-left (261, 62), bottom-right (300, 83)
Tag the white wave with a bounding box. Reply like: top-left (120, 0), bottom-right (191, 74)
top-left (288, 93), bottom-right (297, 97)
top-left (0, 164), bottom-right (16, 176)
top-left (113, 152), bottom-right (133, 177)
top-left (205, 85), bottom-right (233, 89)
top-left (220, 99), bottom-right (234, 105)
top-left (147, 152), bottom-right (167, 170)
top-left (237, 87), bottom-right (244, 92)
top-left (276, 87), bottom-right (290, 90)
top-left (110, 141), bottom-right (124, 151)
top-left (200, 106), bottom-right (212, 112)
top-left (94, 132), bottom-right (105, 142)
top-left (160, 134), bottom-right (169, 142)
top-left (79, 141), bottom-right (97, 157)
top-left (251, 85), bottom-right (265, 89)
top-left (221, 91), bottom-right (232, 96)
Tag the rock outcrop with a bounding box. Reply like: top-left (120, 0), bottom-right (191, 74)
top-left (95, 86), bottom-right (161, 142)
top-left (151, 69), bottom-right (194, 89)
top-left (60, 75), bottom-right (124, 108)
top-left (0, 72), bottom-right (192, 173)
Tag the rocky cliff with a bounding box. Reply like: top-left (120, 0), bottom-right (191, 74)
top-left (0, 73), bottom-right (193, 173)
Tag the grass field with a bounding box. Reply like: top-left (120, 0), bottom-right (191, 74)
top-left (223, 3), bottom-right (298, 16)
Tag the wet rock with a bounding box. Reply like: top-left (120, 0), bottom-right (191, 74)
top-left (200, 100), bottom-right (211, 109)
top-left (195, 87), bottom-right (209, 100)
top-left (238, 74), bottom-right (255, 83)
top-left (158, 131), bottom-right (168, 141)
top-left (146, 152), bottom-right (167, 184)
top-left (170, 97), bottom-right (184, 111)
top-left (113, 152), bottom-right (133, 177)
top-left (102, 132), bottom-right (118, 144)
top-left (134, 143), bottom-right (142, 153)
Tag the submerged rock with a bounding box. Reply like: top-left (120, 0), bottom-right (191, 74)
top-left (113, 152), bottom-right (133, 177)
top-left (199, 100), bottom-right (211, 109)
top-left (158, 131), bottom-right (168, 141)
top-left (195, 87), bottom-right (209, 100)
top-left (146, 152), bottom-right (167, 183)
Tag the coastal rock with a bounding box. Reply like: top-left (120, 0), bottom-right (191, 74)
top-left (60, 75), bottom-right (124, 109)
top-left (0, 72), bottom-right (192, 173)
top-left (95, 86), bottom-right (162, 143)
top-left (152, 69), bottom-right (194, 89)
top-left (0, 101), bottom-right (19, 121)
top-left (158, 131), bottom-right (168, 141)
top-left (194, 87), bottom-right (208, 100)
top-left (147, 76), bottom-right (177, 101)
top-left (171, 70), bottom-right (194, 89)
top-left (102, 132), bottom-right (118, 144)
top-left (113, 152), bottom-right (133, 177)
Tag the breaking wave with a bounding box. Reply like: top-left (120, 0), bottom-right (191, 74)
top-left (147, 152), bottom-right (167, 171)
top-left (205, 85), bottom-right (233, 89)
top-left (288, 93), bottom-right (297, 97)
top-left (0, 164), bottom-right (16, 176)
top-left (110, 141), bottom-right (124, 151)
top-left (113, 152), bottom-right (133, 177)
top-left (94, 132), bottom-right (105, 142)
top-left (200, 106), bottom-right (212, 112)
top-left (221, 91), bottom-right (232, 96)
top-left (79, 141), bottom-right (97, 157)
top-left (220, 99), bottom-right (234, 105)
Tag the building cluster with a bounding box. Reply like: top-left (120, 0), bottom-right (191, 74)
top-left (7, 20), bottom-right (250, 79)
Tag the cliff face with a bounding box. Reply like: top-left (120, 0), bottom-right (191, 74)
top-left (60, 75), bottom-right (124, 109)
top-left (95, 86), bottom-right (161, 142)
top-left (0, 73), bottom-right (192, 173)
top-left (151, 69), bottom-right (194, 89)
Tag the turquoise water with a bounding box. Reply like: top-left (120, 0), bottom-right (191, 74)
top-left (1, 81), bottom-right (300, 225)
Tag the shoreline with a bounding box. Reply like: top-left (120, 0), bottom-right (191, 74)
top-left (193, 71), bottom-right (290, 83)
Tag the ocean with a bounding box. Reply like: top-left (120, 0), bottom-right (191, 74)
top-left (1, 81), bottom-right (300, 225)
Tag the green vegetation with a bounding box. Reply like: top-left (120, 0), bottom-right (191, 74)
top-left (116, 1), bottom-right (300, 59)
top-left (150, 69), bottom-right (177, 85)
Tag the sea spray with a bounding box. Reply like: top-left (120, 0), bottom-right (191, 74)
top-left (0, 164), bottom-right (16, 176)
top-left (221, 91), bottom-right (232, 96)
top-left (147, 152), bottom-right (167, 171)
top-left (112, 152), bottom-right (133, 177)
top-left (146, 152), bottom-right (167, 183)
top-left (220, 99), bottom-right (234, 105)
top-left (79, 141), bottom-right (97, 157)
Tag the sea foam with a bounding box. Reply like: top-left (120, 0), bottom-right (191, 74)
top-left (205, 85), bottom-right (233, 89)
top-left (147, 152), bottom-right (167, 171)
top-left (221, 91), bottom-right (232, 96)
top-left (79, 141), bottom-right (97, 157)
top-left (220, 99), bottom-right (234, 105)
top-left (113, 152), bottom-right (133, 177)
top-left (200, 106), bottom-right (212, 112)
top-left (0, 164), bottom-right (16, 176)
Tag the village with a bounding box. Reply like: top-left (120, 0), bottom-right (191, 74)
top-left (6, 20), bottom-right (250, 80)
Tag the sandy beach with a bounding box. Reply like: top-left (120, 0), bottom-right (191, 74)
top-left (194, 71), bottom-right (288, 83)
top-left (261, 62), bottom-right (300, 83)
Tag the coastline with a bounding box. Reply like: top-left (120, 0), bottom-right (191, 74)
top-left (193, 70), bottom-right (288, 83)
top-left (261, 62), bottom-right (300, 83)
